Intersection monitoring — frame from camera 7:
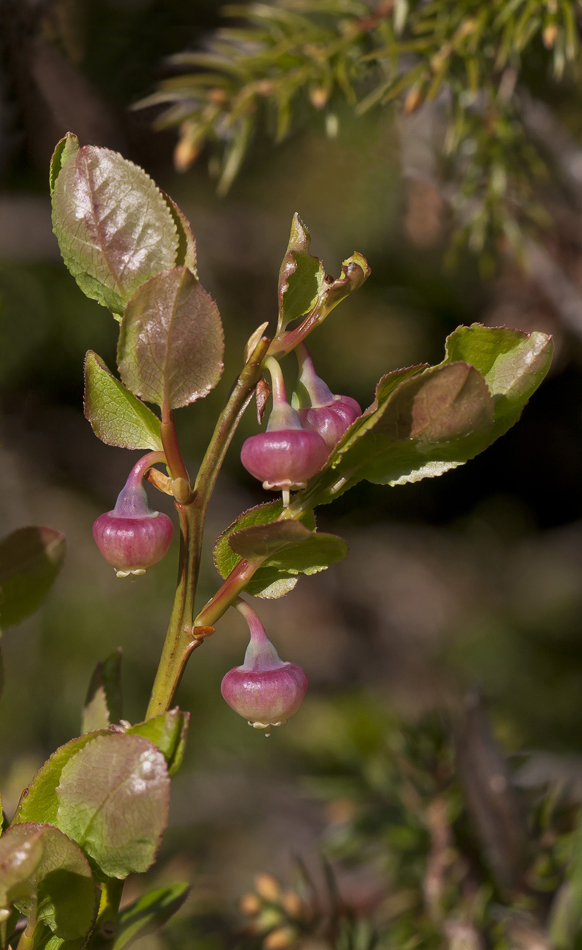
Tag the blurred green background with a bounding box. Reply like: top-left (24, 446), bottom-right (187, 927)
top-left (1, 1), bottom-right (582, 945)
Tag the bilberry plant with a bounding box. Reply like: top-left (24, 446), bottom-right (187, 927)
top-left (0, 133), bottom-right (553, 949)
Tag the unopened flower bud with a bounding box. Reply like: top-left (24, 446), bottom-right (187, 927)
top-left (293, 344), bottom-right (361, 449)
top-left (93, 455), bottom-right (173, 577)
top-left (264, 927), bottom-right (297, 950)
top-left (221, 601), bottom-right (308, 732)
top-left (241, 358), bottom-right (328, 490)
top-left (255, 874), bottom-right (282, 903)
top-left (240, 893), bottom-right (262, 916)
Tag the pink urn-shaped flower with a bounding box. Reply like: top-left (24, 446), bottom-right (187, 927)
top-left (241, 357), bottom-right (328, 491)
top-left (93, 454), bottom-right (173, 577)
top-left (221, 600), bottom-right (308, 733)
top-left (294, 344), bottom-right (361, 449)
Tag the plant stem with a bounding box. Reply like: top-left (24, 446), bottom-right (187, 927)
top-left (161, 409), bottom-right (189, 483)
top-left (146, 500), bottom-right (199, 718)
top-left (125, 451), bottom-right (167, 490)
top-left (15, 921), bottom-right (35, 950)
top-left (195, 557), bottom-right (263, 629)
top-left (90, 878), bottom-right (125, 946)
top-left (146, 336), bottom-right (270, 717)
top-left (193, 336), bottom-right (270, 523)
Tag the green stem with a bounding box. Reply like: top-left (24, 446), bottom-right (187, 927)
top-left (146, 335), bottom-right (270, 717)
top-left (90, 878), bottom-right (125, 946)
top-left (15, 921), bottom-right (35, 950)
top-left (146, 501), bottom-right (199, 718)
top-left (193, 335), bottom-right (271, 522)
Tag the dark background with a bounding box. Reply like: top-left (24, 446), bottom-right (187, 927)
top-left (1, 1), bottom-right (581, 943)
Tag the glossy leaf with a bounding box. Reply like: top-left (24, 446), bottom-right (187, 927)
top-left (443, 324), bottom-right (554, 439)
top-left (117, 267), bottom-right (224, 410)
top-left (84, 352), bottom-right (163, 451)
top-left (128, 709), bottom-right (189, 776)
top-left (301, 361), bottom-right (495, 505)
top-left (0, 823), bottom-right (44, 913)
top-left (55, 734), bottom-right (170, 879)
top-left (51, 142), bottom-right (178, 315)
top-left (82, 649), bottom-right (123, 734)
top-left (8, 824), bottom-right (96, 941)
top-left (113, 883), bottom-right (190, 949)
top-left (214, 502), bottom-right (346, 598)
top-left (12, 733), bottom-right (109, 826)
top-left (0, 527), bottom-right (66, 629)
top-left (277, 214), bottom-right (325, 330)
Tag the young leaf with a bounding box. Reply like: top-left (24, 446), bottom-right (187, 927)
top-left (214, 504), bottom-right (347, 599)
top-left (51, 144), bottom-right (179, 315)
top-left (277, 214), bottom-right (325, 331)
top-left (442, 324), bottom-right (553, 439)
top-left (55, 734), bottom-right (170, 879)
top-left (0, 823), bottom-right (44, 914)
top-left (162, 193), bottom-right (197, 276)
top-left (7, 824), bottom-right (97, 941)
top-left (271, 251), bottom-right (371, 356)
top-left (82, 649), bottom-right (123, 734)
top-left (12, 732), bottom-right (110, 826)
top-left (117, 267), bottom-right (224, 410)
top-left (113, 883), bottom-right (190, 950)
top-left (0, 527), bottom-right (66, 629)
top-left (49, 133), bottom-right (79, 196)
top-left (128, 708), bottom-right (189, 776)
top-left (84, 352), bottom-right (163, 451)
top-left (302, 361), bottom-right (495, 505)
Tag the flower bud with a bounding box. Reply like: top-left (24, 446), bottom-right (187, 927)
top-left (221, 601), bottom-right (308, 733)
top-left (93, 459), bottom-right (173, 577)
top-left (241, 357), bottom-right (328, 491)
top-left (293, 345), bottom-right (361, 449)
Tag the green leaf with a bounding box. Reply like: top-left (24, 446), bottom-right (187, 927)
top-left (442, 324), bottom-right (553, 439)
top-left (55, 734), bottom-right (170, 879)
top-left (49, 134), bottom-right (79, 196)
top-left (0, 823), bottom-right (44, 914)
top-left (12, 733), bottom-right (110, 826)
top-left (214, 500), bottom-right (314, 577)
top-left (7, 824), bottom-right (96, 941)
top-left (301, 361), bottom-right (495, 505)
top-left (84, 352), bottom-right (163, 451)
top-left (82, 649), bottom-right (123, 734)
top-left (51, 144), bottom-right (179, 315)
top-left (113, 883), bottom-right (190, 950)
top-left (117, 267), bottom-right (224, 410)
top-left (277, 214), bottom-right (325, 330)
top-left (25, 923), bottom-right (82, 950)
top-left (128, 709), bottom-right (189, 776)
top-left (271, 251), bottom-right (371, 357)
top-left (214, 502), bottom-right (346, 599)
top-left (0, 527), bottom-right (66, 629)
